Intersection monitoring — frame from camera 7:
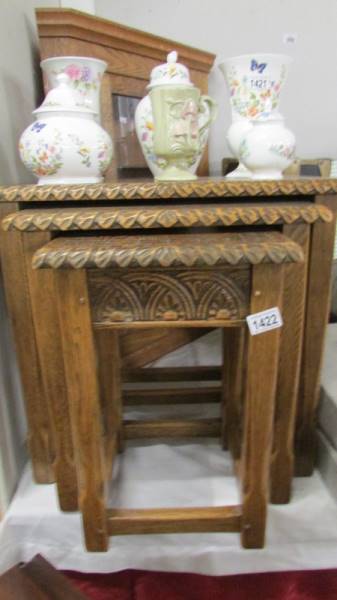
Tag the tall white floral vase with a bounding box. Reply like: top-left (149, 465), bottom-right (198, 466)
top-left (40, 56), bottom-right (107, 117)
top-left (219, 53), bottom-right (292, 178)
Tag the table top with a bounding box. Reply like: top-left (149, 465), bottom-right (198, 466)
top-left (32, 231), bottom-right (304, 270)
top-left (1, 177), bottom-right (337, 203)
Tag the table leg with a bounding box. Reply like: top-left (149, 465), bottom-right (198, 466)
top-left (221, 327), bottom-right (246, 457)
top-left (241, 263), bottom-right (283, 548)
top-left (56, 270), bottom-right (108, 551)
top-left (296, 197), bottom-right (336, 475)
top-left (271, 224), bottom-right (309, 502)
top-left (0, 205), bottom-right (54, 483)
top-left (23, 233), bottom-right (78, 511)
top-left (95, 328), bottom-right (124, 468)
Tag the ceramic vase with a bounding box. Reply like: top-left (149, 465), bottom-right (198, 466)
top-left (40, 56), bottom-right (107, 116)
top-left (238, 118), bottom-right (296, 179)
top-left (19, 73), bottom-right (113, 185)
top-left (219, 53), bottom-right (292, 178)
top-left (135, 51), bottom-right (217, 180)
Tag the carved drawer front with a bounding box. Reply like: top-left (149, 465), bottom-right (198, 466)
top-left (88, 267), bottom-right (250, 326)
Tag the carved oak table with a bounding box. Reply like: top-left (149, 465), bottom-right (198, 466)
top-left (0, 177), bottom-right (336, 510)
top-left (32, 230), bottom-right (304, 551)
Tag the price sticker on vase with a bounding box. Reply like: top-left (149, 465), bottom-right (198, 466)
top-left (246, 307), bottom-right (283, 336)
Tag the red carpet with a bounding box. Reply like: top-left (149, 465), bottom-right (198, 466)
top-left (64, 568), bottom-right (337, 600)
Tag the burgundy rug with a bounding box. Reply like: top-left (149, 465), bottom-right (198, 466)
top-left (64, 568), bottom-right (337, 600)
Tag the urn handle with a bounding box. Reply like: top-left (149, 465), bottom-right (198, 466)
top-left (198, 95), bottom-right (217, 134)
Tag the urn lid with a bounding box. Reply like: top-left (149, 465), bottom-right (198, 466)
top-left (33, 73), bottom-right (96, 116)
top-left (148, 51), bottom-right (193, 89)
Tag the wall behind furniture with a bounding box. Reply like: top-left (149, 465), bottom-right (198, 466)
top-left (0, 0), bottom-right (42, 514)
top-left (95, 0), bottom-right (337, 175)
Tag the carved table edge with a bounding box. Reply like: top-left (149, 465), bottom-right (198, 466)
top-left (1, 178), bottom-right (337, 202)
top-left (2, 203), bottom-right (333, 232)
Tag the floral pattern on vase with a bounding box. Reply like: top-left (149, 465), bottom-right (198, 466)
top-left (219, 54), bottom-right (292, 179)
top-left (68, 134), bottom-right (92, 167)
top-left (41, 57), bottom-right (108, 116)
top-left (52, 64), bottom-right (101, 97)
top-left (137, 97), bottom-right (168, 171)
top-left (151, 63), bottom-right (189, 86)
top-left (97, 134), bottom-right (114, 174)
top-left (238, 118), bottom-right (296, 180)
top-left (19, 124), bottom-right (63, 177)
top-left (135, 94), bottom-right (212, 177)
top-left (227, 63), bottom-right (286, 119)
top-left (238, 138), bottom-right (249, 160)
top-left (270, 143), bottom-right (295, 160)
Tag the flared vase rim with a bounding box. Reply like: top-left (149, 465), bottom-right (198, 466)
top-left (40, 56), bottom-right (108, 69)
top-left (218, 53), bottom-right (293, 68)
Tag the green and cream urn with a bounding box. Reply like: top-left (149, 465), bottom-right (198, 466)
top-left (135, 51), bottom-right (217, 181)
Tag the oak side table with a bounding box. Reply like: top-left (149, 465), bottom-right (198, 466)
top-left (32, 230), bottom-right (304, 550)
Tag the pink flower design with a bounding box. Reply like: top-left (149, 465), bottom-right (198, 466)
top-left (141, 131), bottom-right (148, 141)
top-left (65, 64), bottom-right (82, 80)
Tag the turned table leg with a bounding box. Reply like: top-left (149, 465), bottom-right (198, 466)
top-left (241, 263), bottom-right (283, 548)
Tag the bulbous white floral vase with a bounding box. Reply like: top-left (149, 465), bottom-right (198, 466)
top-left (19, 73), bottom-right (113, 185)
top-left (238, 118), bottom-right (296, 179)
top-left (135, 51), bottom-right (217, 180)
top-left (218, 53), bottom-right (292, 178)
top-left (40, 56), bottom-right (107, 116)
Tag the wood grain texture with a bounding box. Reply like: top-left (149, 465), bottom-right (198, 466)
top-left (23, 233), bottom-right (78, 511)
top-left (124, 386), bottom-right (221, 405)
top-left (270, 224), bottom-right (309, 503)
top-left (120, 328), bottom-right (211, 368)
top-left (88, 267), bottom-right (250, 325)
top-left (241, 263), bottom-right (283, 549)
top-left (1, 178), bottom-right (337, 202)
top-left (222, 327), bottom-right (246, 456)
top-left (107, 506), bottom-right (242, 535)
top-left (36, 8), bottom-right (215, 73)
top-left (32, 232), bottom-right (304, 270)
top-left (0, 204), bottom-right (54, 483)
top-left (3, 202), bottom-right (332, 231)
top-left (124, 418), bottom-right (221, 439)
top-left (296, 195), bottom-right (337, 475)
top-left (55, 270), bottom-right (108, 551)
top-left (123, 365), bottom-right (221, 382)
top-left (95, 329), bottom-right (123, 465)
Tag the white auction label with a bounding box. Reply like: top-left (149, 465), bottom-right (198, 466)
top-left (246, 307), bottom-right (283, 336)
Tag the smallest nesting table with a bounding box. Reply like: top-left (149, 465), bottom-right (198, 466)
top-left (33, 230), bottom-right (304, 551)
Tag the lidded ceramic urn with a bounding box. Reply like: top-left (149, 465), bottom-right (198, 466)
top-left (135, 51), bottom-right (217, 180)
top-left (19, 73), bottom-right (113, 185)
